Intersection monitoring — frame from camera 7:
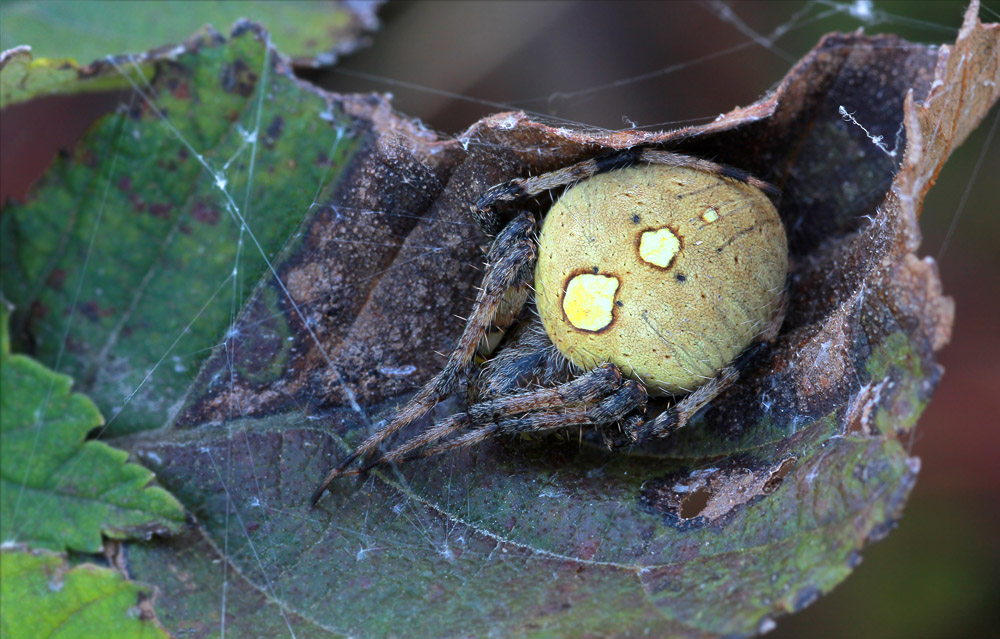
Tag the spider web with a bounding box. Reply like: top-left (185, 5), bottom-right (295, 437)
top-left (2, 2), bottom-right (997, 638)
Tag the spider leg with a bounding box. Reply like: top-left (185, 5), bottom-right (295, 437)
top-left (356, 372), bottom-right (647, 471)
top-left (312, 213), bottom-right (537, 503)
top-left (639, 150), bottom-right (778, 196)
top-left (341, 363), bottom-right (629, 475)
top-left (621, 362), bottom-right (742, 445)
top-left (616, 288), bottom-right (788, 446)
top-left (471, 147), bottom-right (776, 235)
top-left (469, 320), bottom-right (568, 403)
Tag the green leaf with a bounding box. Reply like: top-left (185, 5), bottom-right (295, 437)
top-left (0, 0), bottom-right (374, 65)
top-left (1, 23), bottom-right (366, 436)
top-left (0, 548), bottom-right (169, 639)
top-left (0, 1), bottom-right (375, 107)
top-left (126, 528), bottom-right (342, 639)
top-left (0, 46), bottom-right (141, 107)
top-left (128, 413), bottom-right (919, 639)
top-left (0, 305), bottom-right (185, 553)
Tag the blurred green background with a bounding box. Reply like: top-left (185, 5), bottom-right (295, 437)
top-left (2, 1), bottom-right (997, 637)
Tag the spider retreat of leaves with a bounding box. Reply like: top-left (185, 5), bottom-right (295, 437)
top-left (312, 146), bottom-right (788, 504)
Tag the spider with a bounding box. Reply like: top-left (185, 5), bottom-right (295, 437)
top-left (312, 146), bottom-right (788, 504)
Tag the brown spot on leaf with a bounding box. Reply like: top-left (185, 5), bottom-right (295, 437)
top-left (189, 199), bottom-right (220, 225)
top-left (29, 301), bottom-right (48, 320)
top-left (219, 58), bottom-right (257, 97)
top-left (148, 202), bottom-right (171, 219)
top-left (266, 115), bottom-right (284, 147)
top-left (169, 80), bottom-right (190, 100)
top-left (641, 457), bottom-right (799, 524)
top-left (46, 269), bottom-right (66, 291)
top-left (76, 300), bottom-right (116, 322)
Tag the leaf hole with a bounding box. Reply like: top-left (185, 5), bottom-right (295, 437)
top-left (679, 486), bottom-right (713, 519)
top-left (761, 457), bottom-right (797, 494)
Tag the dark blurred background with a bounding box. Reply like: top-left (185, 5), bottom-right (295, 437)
top-left (2, 2), bottom-right (997, 637)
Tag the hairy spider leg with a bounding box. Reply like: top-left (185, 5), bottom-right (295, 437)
top-left (339, 363), bottom-right (640, 475)
top-left (615, 288), bottom-right (788, 446)
top-left (419, 379), bottom-right (646, 459)
top-left (312, 213), bottom-right (538, 503)
top-left (347, 369), bottom-right (647, 473)
top-left (471, 147), bottom-right (777, 235)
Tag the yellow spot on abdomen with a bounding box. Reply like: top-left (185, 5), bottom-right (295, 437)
top-left (702, 207), bottom-right (719, 223)
top-left (638, 227), bottom-right (681, 268)
top-left (563, 273), bottom-right (619, 331)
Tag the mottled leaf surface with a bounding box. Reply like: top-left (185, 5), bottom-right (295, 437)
top-left (0, 548), bottom-right (168, 639)
top-left (3, 4), bottom-right (997, 639)
top-left (1, 23), bottom-right (373, 436)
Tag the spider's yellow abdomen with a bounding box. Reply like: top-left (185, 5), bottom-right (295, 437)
top-left (534, 164), bottom-right (787, 395)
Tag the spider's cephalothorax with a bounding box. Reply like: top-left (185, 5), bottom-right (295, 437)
top-left (312, 147), bottom-right (788, 504)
